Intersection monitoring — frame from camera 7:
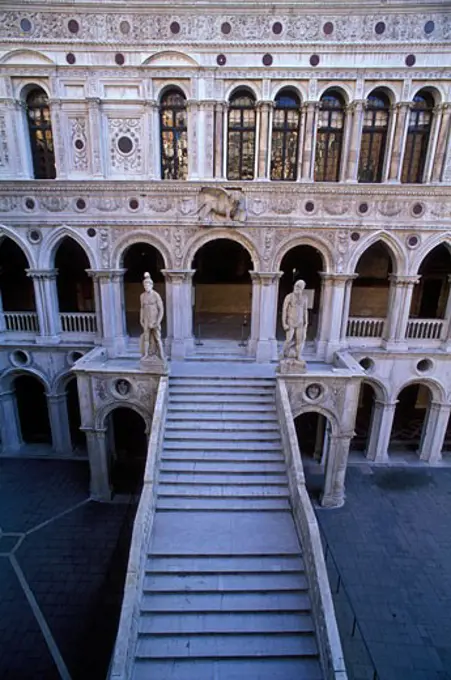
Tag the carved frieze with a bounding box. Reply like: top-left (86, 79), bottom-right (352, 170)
top-left (108, 118), bottom-right (143, 173)
top-left (0, 116), bottom-right (9, 169)
top-left (69, 117), bottom-right (88, 172)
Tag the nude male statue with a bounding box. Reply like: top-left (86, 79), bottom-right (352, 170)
top-left (139, 272), bottom-right (165, 360)
top-left (282, 279), bottom-right (309, 361)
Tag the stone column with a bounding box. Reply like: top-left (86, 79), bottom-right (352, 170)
top-left (388, 102), bottom-right (410, 182)
top-left (4, 98), bottom-right (27, 178)
top-left (48, 98), bottom-right (66, 179)
top-left (27, 269), bottom-right (61, 344)
top-left (301, 102), bottom-right (317, 181)
top-left (419, 402), bottom-right (451, 463)
top-left (424, 105), bottom-right (443, 184)
top-left (0, 389), bottom-right (22, 453)
top-left (382, 275), bottom-right (420, 349)
top-left (86, 270), bottom-right (103, 342)
top-left (431, 104), bottom-right (451, 183)
top-left (366, 400), bottom-right (397, 462)
top-left (214, 102), bottom-right (225, 179)
top-left (84, 427), bottom-right (112, 501)
top-left (318, 273), bottom-right (356, 358)
top-left (257, 101), bottom-right (271, 179)
top-left (381, 104), bottom-right (398, 182)
top-left (0, 289), bottom-right (6, 333)
top-left (162, 270), bottom-right (195, 360)
top-left (250, 272), bottom-right (282, 363)
top-left (91, 270), bottom-right (127, 356)
top-left (345, 100), bottom-right (364, 182)
top-left (440, 275), bottom-right (451, 351)
top-left (87, 97), bottom-right (104, 178)
top-left (321, 432), bottom-right (353, 508)
top-left (187, 100), bottom-right (199, 180)
top-left (340, 275), bottom-right (358, 342)
top-left (296, 103), bottom-right (307, 181)
top-left (47, 392), bottom-right (73, 455)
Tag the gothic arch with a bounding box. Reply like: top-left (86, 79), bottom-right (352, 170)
top-left (0, 227), bottom-right (35, 268)
top-left (95, 401), bottom-right (151, 434)
top-left (112, 231), bottom-right (171, 270)
top-left (40, 227), bottom-right (97, 269)
top-left (184, 229), bottom-right (260, 271)
top-left (348, 232), bottom-right (405, 275)
top-left (411, 234), bottom-right (451, 275)
top-left (272, 235), bottom-right (332, 273)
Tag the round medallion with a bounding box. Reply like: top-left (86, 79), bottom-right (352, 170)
top-left (221, 22), bottom-right (232, 35)
top-left (351, 232), bottom-right (360, 242)
top-left (405, 54), bottom-right (416, 67)
top-left (10, 349), bottom-right (31, 367)
top-left (115, 53), bottom-right (125, 66)
top-left (25, 198), bottom-right (35, 211)
top-left (412, 202), bottom-right (424, 216)
top-left (407, 235), bottom-right (419, 248)
top-left (305, 383), bottom-right (323, 402)
top-left (120, 20), bottom-right (131, 35)
top-left (118, 136), bottom-right (133, 154)
top-left (67, 350), bottom-right (84, 366)
top-left (272, 22), bottom-right (283, 35)
top-left (115, 379), bottom-right (131, 397)
top-left (216, 54), bottom-right (227, 66)
top-left (323, 22), bottom-right (334, 35)
top-left (309, 54), bottom-right (320, 67)
top-left (66, 53), bottom-right (76, 65)
top-left (262, 53), bottom-right (273, 66)
top-left (87, 227), bottom-right (96, 238)
top-left (359, 202), bottom-right (369, 214)
top-left (129, 198), bottom-right (139, 211)
top-left (74, 138), bottom-right (84, 150)
top-left (28, 228), bottom-right (42, 244)
top-left (375, 21), bottom-right (386, 35)
top-left (20, 18), bottom-right (32, 32)
top-left (76, 198), bottom-right (86, 211)
top-left (416, 358), bottom-right (433, 374)
top-left (170, 21), bottom-right (180, 34)
top-left (424, 20), bottom-right (435, 35)
top-left (68, 19), bottom-right (80, 34)
top-left (305, 201), bottom-right (315, 213)
top-left (359, 357), bottom-right (374, 372)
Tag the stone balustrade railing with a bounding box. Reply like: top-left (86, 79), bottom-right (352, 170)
top-left (109, 376), bottom-right (168, 680)
top-left (406, 318), bottom-right (444, 340)
top-left (60, 312), bottom-right (97, 334)
top-left (347, 316), bottom-right (385, 338)
top-left (3, 311), bottom-right (39, 333)
top-left (276, 378), bottom-right (347, 680)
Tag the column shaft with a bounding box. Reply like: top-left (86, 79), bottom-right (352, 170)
top-left (162, 270), bottom-right (195, 359)
top-left (257, 102), bottom-right (271, 179)
top-left (419, 403), bottom-right (451, 463)
top-left (366, 400), bottom-right (397, 462)
top-left (0, 390), bottom-right (22, 453)
top-left (91, 270), bottom-right (127, 355)
top-left (84, 428), bottom-right (112, 500)
top-left (27, 269), bottom-right (61, 343)
top-left (345, 101), bottom-right (364, 181)
top-left (47, 393), bottom-right (72, 455)
top-left (431, 105), bottom-right (451, 182)
top-left (321, 434), bottom-right (353, 508)
top-left (301, 102), bottom-right (317, 181)
top-left (383, 275), bottom-right (420, 348)
top-left (250, 272), bottom-right (282, 362)
top-left (388, 103), bottom-right (410, 182)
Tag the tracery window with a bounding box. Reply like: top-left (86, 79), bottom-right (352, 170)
top-left (401, 91), bottom-right (434, 184)
top-left (270, 89), bottom-right (301, 181)
top-left (26, 87), bottom-right (56, 180)
top-left (227, 89), bottom-right (256, 180)
top-left (160, 88), bottom-right (188, 180)
top-left (314, 90), bottom-right (345, 182)
top-left (358, 90), bottom-right (390, 183)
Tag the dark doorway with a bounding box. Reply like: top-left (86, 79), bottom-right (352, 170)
top-left (66, 377), bottom-right (86, 452)
top-left (350, 242), bottom-right (393, 322)
top-left (192, 239), bottom-right (253, 341)
top-left (411, 245), bottom-right (451, 320)
top-left (0, 238), bottom-right (35, 311)
top-left (108, 408), bottom-right (147, 494)
top-left (352, 383), bottom-right (377, 453)
top-left (14, 375), bottom-right (51, 446)
top-left (389, 384), bottom-right (431, 455)
top-left (123, 243), bottom-right (165, 337)
top-left (277, 246), bottom-right (323, 341)
top-left (294, 411), bottom-right (330, 499)
top-left (54, 238), bottom-right (93, 313)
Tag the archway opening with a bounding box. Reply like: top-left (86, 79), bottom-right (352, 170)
top-left (14, 374), bottom-right (51, 448)
top-left (66, 377), bottom-right (86, 452)
top-left (349, 242), bottom-right (393, 334)
top-left (107, 408), bottom-right (147, 494)
top-left (122, 243), bottom-right (165, 337)
top-left (192, 239), bottom-right (253, 341)
top-left (410, 245), bottom-right (451, 319)
top-left (54, 237), bottom-right (93, 313)
top-left (442, 414), bottom-right (451, 458)
top-left (389, 384), bottom-right (432, 456)
top-left (294, 411), bottom-right (331, 498)
top-left (277, 246), bottom-right (323, 341)
top-left (352, 382), bottom-right (377, 454)
top-left (0, 237), bottom-right (35, 312)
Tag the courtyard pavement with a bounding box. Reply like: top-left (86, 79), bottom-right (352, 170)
top-left (314, 464), bottom-right (451, 680)
top-left (0, 458), bottom-right (137, 680)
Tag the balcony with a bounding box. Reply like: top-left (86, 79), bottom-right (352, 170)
top-left (346, 317), bottom-right (385, 346)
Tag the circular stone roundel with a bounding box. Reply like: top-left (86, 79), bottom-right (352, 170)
top-left (305, 383), bottom-right (323, 401)
top-left (115, 379), bottom-right (131, 397)
top-left (118, 136), bottom-right (133, 154)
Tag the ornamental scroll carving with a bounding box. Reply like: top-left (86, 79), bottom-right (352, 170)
top-left (0, 117), bottom-right (9, 168)
top-left (70, 117), bottom-right (88, 172)
top-left (108, 118), bottom-right (143, 173)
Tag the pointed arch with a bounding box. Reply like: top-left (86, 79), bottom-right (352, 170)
top-left (411, 234), bottom-right (451, 275)
top-left (348, 232), bottom-right (405, 275)
top-left (39, 227), bottom-right (96, 270)
top-left (0, 226), bottom-right (34, 268)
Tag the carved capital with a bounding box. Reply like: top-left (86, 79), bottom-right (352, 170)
top-left (161, 268), bottom-right (195, 283)
top-left (388, 274), bottom-right (421, 286)
top-left (26, 268), bottom-right (58, 280)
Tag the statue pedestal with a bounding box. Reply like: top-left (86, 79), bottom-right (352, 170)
top-left (279, 358), bottom-right (307, 374)
top-left (139, 354), bottom-right (168, 375)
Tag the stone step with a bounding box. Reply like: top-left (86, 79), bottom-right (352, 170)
top-left (141, 590), bottom-right (311, 614)
top-left (138, 611), bottom-right (314, 635)
top-left (159, 472), bottom-right (287, 485)
top-left (167, 411), bottom-right (278, 422)
top-left (169, 394), bottom-right (275, 404)
top-left (157, 484), bottom-right (289, 498)
top-left (167, 402), bottom-right (276, 413)
top-left (143, 572), bottom-right (308, 592)
top-left (135, 631), bottom-right (318, 659)
top-left (156, 497), bottom-right (291, 511)
top-left (163, 441), bottom-right (283, 452)
top-left (165, 421), bottom-right (280, 432)
top-left (169, 385), bottom-right (275, 396)
top-left (170, 379), bottom-right (275, 388)
top-left (146, 554), bottom-right (305, 573)
top-left (164, 430), bottom-right (282, 442)
top-left (161, 451), bottom-right (285, 463)
top-left (159, 460), bottom-right (286, 473)
top-left (132, 656), bottom-right (323, 680)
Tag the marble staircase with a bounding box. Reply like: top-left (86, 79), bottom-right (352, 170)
top-left (131, 374), bottom-right (323, 680)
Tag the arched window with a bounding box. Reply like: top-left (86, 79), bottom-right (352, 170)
top-left (160, 89), bottom-right (188, 180)
top-left (227, 89), bottom-right (256, 180)
top-left (401, 91), bottom-right (434, 184)
top-left (358, 90), bottom-right (390, 183)
top-left (26, 87), bottom-right (56, 179)
top-left (270, 89), bottom-right (301, 181)
top-left (314, 90), bottom-right (345, 182)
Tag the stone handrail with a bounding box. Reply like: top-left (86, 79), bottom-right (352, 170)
top-left (60, 312), bottom-right (97, 333)
top-left (3, 311), bottom-right (39, 333)
top-left (276, 378), bottom-right (347, 680)
top-left (109, 375), bottom-right (169, 680)
top-left (406, 318), bottom-right (444, 340)
top-left (346, 316), bottom-right (385, 338)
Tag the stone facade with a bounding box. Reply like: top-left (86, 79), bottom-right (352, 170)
top-left (1, 0), bottom-right (451, 504)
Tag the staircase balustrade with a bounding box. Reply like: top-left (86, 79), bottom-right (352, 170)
top-left (59, 312), bottom-right (97, 333)
top-left (346, 317), bottom-right (385, 338)
top-left (3, 311), bottom-right (39, 333)
top-left (406, 318), bottom-right (444, 340)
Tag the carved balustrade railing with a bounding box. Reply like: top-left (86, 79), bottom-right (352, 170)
top-left (406, 318), bottom-right (444, 340)
top-left (2, 311), bottom-right (40, 333)
top-left (346, 317), bottom-right (385, 338)
top-left (60, 312), bottom-right (97, 334)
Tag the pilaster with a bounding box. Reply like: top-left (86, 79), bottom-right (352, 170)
top-left (47, 392), bottom-right (72, 455)
top-left (0, 389), bottom-right (22, 453)
top-left (89, 269), bottom-right (127, 356)
top-left (431, 104), bottom-right (451, 183)
top-left (345, 100), bottom-right (364, 182)
top-left (49, 98), bottom-right (66, 179)
top-left (83, 427), bottom-right (112, 501)
top-left (87, 97), bottom-right (104, 178)
top-left (321, 433), bottom-right (353, 508)
top-left (257, 101), bottom-right (272, 179)
top-left (214, 102), bottom-right (225, 179)
top-left (301, 102), bottom-right (317, 181)
top-left (419, 402), bottom-right (451, 463)
top-left (366, 400), bottom-right (397, 462)
top-left (318, 273), bottom-right (357, 358)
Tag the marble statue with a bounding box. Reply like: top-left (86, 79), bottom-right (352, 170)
top-left (280, 279), bottom-right (309, 372)
top-left (139, 272), bottom-right (165, 364)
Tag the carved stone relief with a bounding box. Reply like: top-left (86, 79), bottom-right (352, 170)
top-left (0, 116), bottom-right (9, 168)
top-left (70, 117), bottom-right (88, 172)
top-left (108, 118), bottom-right (143, 173)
